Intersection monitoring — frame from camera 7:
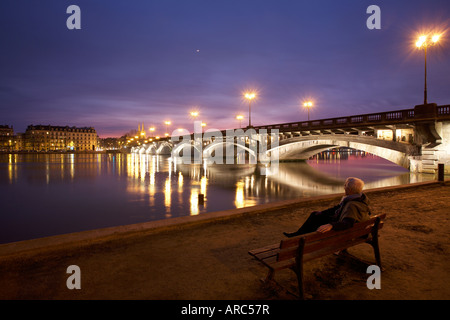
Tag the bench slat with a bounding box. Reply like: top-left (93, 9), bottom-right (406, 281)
top-left (302, 237), bottom-right (370, 262)
top-left (277, 226), bottom-right (376, 261)
top-left (253, 248), bottom-right (280, 261)
top-left (261, 256), bottom-right (294, 271)
top-left (267, 236), bottom-right (371, 272)
top-left (248, 243), bottom-right (279, 257)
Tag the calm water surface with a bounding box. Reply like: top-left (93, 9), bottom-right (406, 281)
top-left (0, 151), bottom-right (434, 244)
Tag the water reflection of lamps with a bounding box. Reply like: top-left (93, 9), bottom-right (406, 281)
top-left (235, 181), bottom-right (245, 208)
top-left (164, 177), bottom-right (171, 217)
top-left (200, 176), bottom-right (207, 196)
top-left (190, 189), bottom-right (199, 216)
top-left (178, 171), bottom-right (183, 190)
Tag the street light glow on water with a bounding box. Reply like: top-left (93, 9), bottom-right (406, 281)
top-left (0, 151), bottom-right (435, 244)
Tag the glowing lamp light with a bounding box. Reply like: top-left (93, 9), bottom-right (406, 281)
top-left (416, 35), bottom-right (427, 48)
top-left (432, 34), bottom-right (440, 43)
top-left (415, 33), bottom-right (441, 48)
top-left (303, 101), bottom-right (314, 121)
top-left (244, 92), bottom-right (256, 100)
top-left (414, 32), bottom-right (443, 104)
top-left (244, 91), bottom-right (257, 127)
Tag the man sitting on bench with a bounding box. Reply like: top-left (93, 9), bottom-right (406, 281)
top-left (283, 177), bottom-right (371, 237)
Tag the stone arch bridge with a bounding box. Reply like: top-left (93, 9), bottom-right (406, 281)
top-left (132, 103), bottom-right (450, 174)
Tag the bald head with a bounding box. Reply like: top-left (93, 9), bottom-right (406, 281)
top-left (344, 177), bottom-right (365, 195)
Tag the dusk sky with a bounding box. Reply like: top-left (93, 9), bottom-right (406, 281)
top-left (1, 0), bottom-right (449, 138)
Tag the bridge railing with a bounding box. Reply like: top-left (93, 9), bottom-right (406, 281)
top-left (254, 105), bottom-right (450, 133)
top-left (438, 105), bottom-right (450, 116)
top-left (164, 105), bottom-right (450, 140)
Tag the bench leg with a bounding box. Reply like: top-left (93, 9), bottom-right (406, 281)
top-left (294, 239), bottom-right (306, 300)
top-left (293, 262), bottom-right (304, 300)
top-left (371, 235), bottom-right (382, 270)
top-left (262, 269), bottom-right (275, 284)
top-left (371, 218), bottom-right (383, 270)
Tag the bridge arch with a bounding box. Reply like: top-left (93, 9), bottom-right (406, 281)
top-left (156, 141), bottom-right (173, 155)
top-left (145, 144), bottom-right (157, 154)
top-left (267, 135), bottom-right (420, 169)
top-left (203, 140), bottom-right (257, 162)
top-left (171, 141), bottom-right (202, 157)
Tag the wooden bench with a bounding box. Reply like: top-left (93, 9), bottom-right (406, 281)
top-left (248, 213), bottom-right (386, 299)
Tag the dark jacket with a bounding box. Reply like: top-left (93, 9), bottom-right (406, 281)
top-left (322, 193), bottom-right (371, 231)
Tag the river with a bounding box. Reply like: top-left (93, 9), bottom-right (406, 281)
top-left (0, 151), bottom-right (435, 244)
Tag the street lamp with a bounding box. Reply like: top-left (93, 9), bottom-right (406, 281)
top-left (190, 110), bottom-right (205, 133)
top-left (149, 126), bottom-right (155, 138)
top-left (244, 92), bottom-right (256, 127)
top-left (164, 121), bottom-right (171, 137)
top-left (416, 33), bottom-right (441, 105)
top-left (190, 111), bottom-right (199, 118)
top-left (303, 101), bottom-right (313, 121)
top-left (236, 115), bottom-right (244, 128)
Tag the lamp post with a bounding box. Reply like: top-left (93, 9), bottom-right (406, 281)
top-left (164, 121), bottom-right (171, 137)
top-left (190, 111), bottom-right (199, 119)
top-left (303, 101), bottom-right (313, 121)
top-left (191, 110), bottom-right (205, 133)
top-left (416, 33), bottom-right (441, 105)
top-left (236, 115), bottom-right (244, 128)
top-left (149, 126), bottom-right (155, 138)
top-left (244, 92), bottom-right (256, 127)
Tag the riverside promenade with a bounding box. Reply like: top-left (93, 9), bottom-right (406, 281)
top-left (0, 180), bottom-right (449, 300)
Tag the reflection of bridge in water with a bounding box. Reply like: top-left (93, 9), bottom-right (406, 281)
top-left (174, 157), bottom-right (425, 196)
top-left (122, 150), bottom-right (435, 218)
top-left (132, 103), bottom-right (450, 174)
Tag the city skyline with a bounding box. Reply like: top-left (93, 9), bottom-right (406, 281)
top-left (1, 0), bottom-right (450, 138)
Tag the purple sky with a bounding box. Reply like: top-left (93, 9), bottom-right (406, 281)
top-left (1, 0), bottom-right (450, 138)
